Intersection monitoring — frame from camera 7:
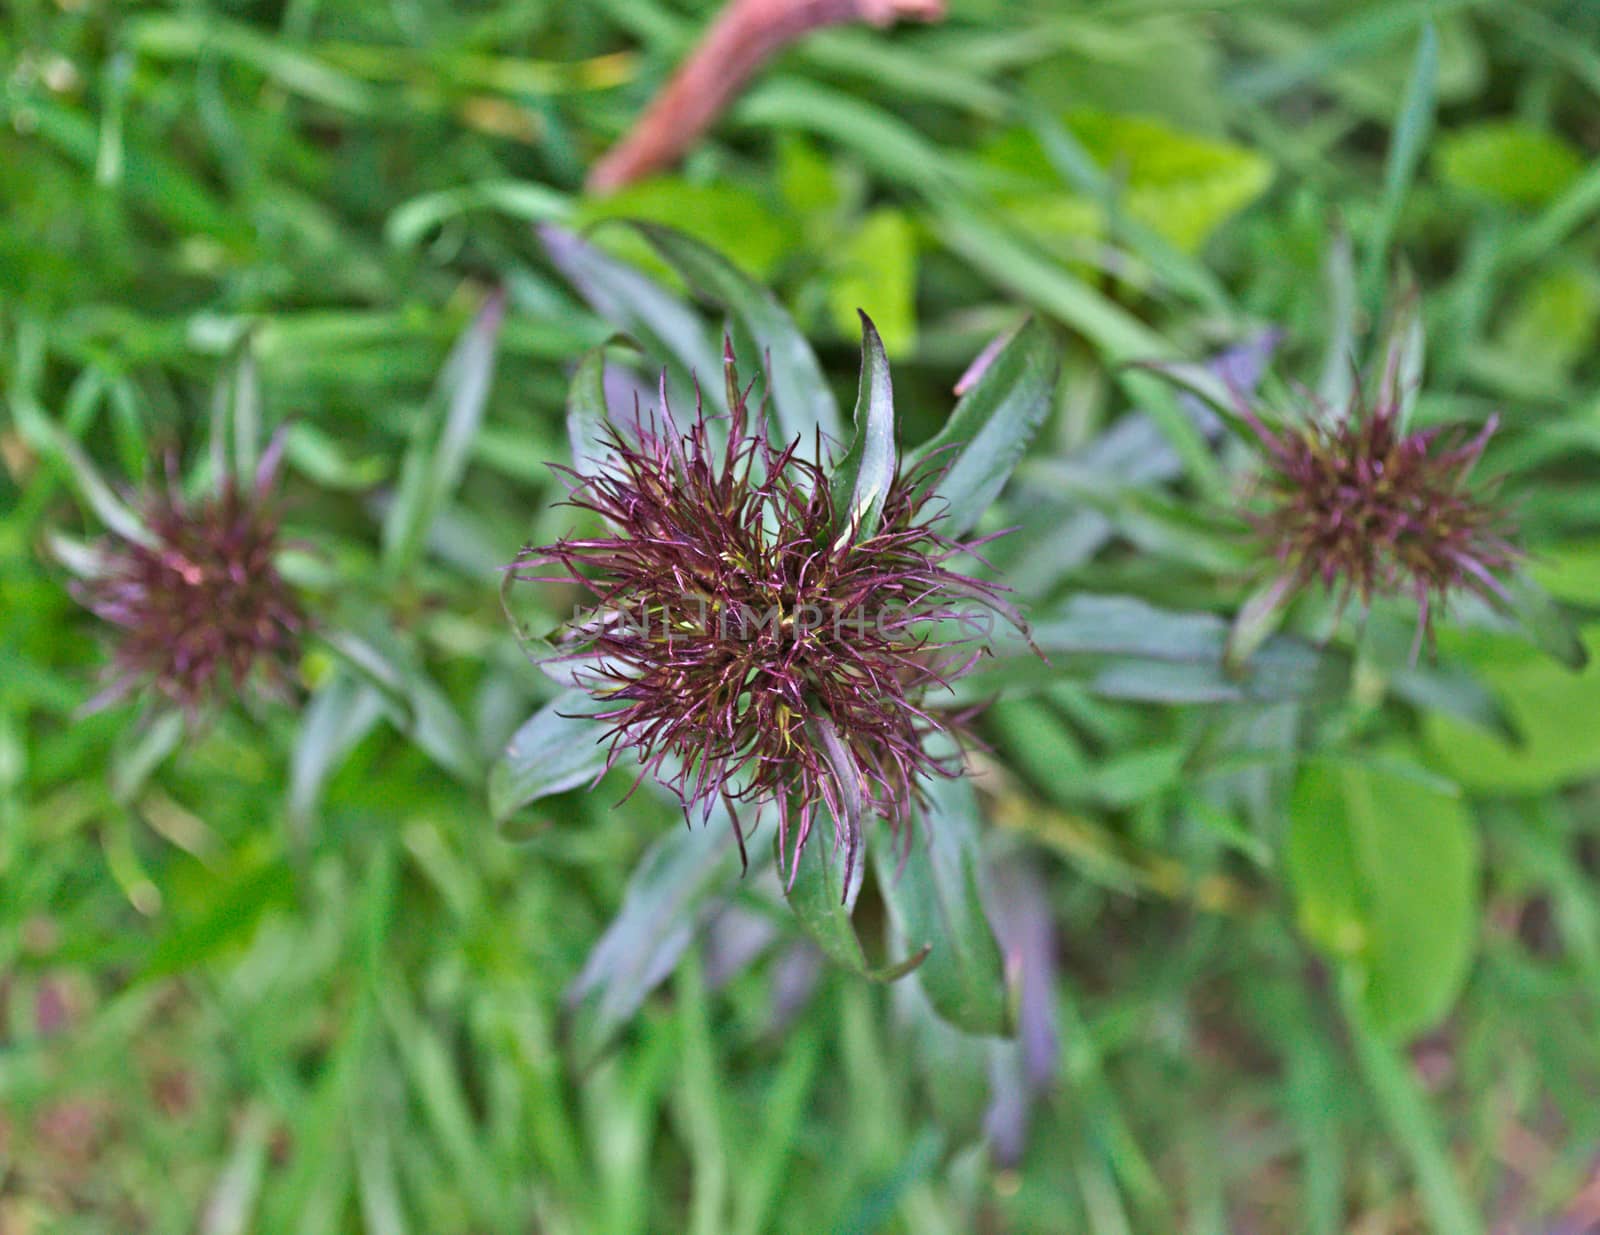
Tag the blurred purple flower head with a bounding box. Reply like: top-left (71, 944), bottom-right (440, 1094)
top-left (77, 437), bottom-right (303, 719)
top-left (513, 358), bottom-right (1024, 880)
top-left (1242, 385), bottom-right (1518, 657)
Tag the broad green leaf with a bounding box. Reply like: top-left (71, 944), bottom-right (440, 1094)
top-left (783, 824), bottom-right (927, 983)
top-left (381, 290), bottom-right (505, 577)
top-left (565, 817), bottom-right (741, 1068)
top-left (872, 759), bottom-right (1010, 1035)
top-left (983, 110), bottom-right (1273, 255)
top-left (579, 178), bottom-right (789, 281)
top-left (829, 312), bottom-right (897, 541)
top-left (902, 318), bottom-right (1059, 536)
top-left (1476, 267), bottom-right (1600, 394)
top-left (488, 689), bottom-right (614, 825)
top-left (1288, 760), bottom-right (1479, 1040)
top-left (826, 210), bottom-right (917, 355)
top-left (628, 221), bottom-right (843, 447)
top-left (1436, 121), bottom-right (1584, 207)
top-left (1424, 626), bottom-right (1600, 792)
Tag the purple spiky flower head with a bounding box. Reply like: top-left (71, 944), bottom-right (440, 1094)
top-left (1240, 384), bottom-right (1519, 659)
top-left (76, 434), bottom-right (304, 719)
top-left (512, 356), bottom-right (1024, 880)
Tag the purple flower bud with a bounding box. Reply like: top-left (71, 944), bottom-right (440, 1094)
top-left (1242, 389), bottom-right (1519, 660)
top-left (76, 444), bottom-right (303, 719)
top-left (512, 370), bottom-right (1024, 878)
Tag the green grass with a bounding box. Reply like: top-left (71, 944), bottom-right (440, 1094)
top-left (3, 1), bottom-right (1600, 1231)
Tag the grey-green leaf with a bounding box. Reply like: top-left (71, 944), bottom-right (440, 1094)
top-left (629, 221), bottom-right (842, 447)
top-left (488, 689), bottom-right (614, 824)
top-left (830, 312), bottom-right (898, 540)
top-left (904, 318), bottom-right (1059, 536)
top-left (783, 824), bottom-right (928, 983)
top-left (381, 290), bottom-right (505, 577)
top-left (872, 756), bottom-right (1010, 1036)
top-left (565, 817), bottom-right (741, 1069)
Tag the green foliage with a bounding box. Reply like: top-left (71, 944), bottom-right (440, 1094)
top-left (3, 0), bottom-right (1599, 1231)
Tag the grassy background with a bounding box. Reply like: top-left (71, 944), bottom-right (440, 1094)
top-left (3, 0), bottom-right (1600, 1231)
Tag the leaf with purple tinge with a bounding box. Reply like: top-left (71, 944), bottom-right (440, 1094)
top-left (983, 856), bottom-right (1060, 1168)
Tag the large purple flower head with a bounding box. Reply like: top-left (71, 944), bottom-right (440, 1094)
top-left (1241, 381), bottom-right (1518, 657)
top-left (77, 437), bottom-right (303, 718)
top-left (513, 353), bottom-right (1023, 880)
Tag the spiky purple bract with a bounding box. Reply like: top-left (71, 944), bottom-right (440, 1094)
top-left (1242, 390), bottom-right (1518, 657)
top-left (513, 367), bottom-right (1022, 881)
top-left (77, 441), bottom-right (303, 719)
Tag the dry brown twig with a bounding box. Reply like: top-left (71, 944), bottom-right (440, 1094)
top-left (588, 0), bottom-right (946, 194)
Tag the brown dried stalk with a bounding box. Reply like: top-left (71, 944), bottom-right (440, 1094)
top-left (588, 0), bottom-right (945, 193)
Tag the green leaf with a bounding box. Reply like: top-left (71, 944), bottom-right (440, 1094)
top-left (387, 180), bottom-right (572, 249)
top-left (565, 817), bottom-right (741, 1068)
top-left (903, 318), bottom-right (1059, 536)
top-left (488, 689), bottom-right (613, 825)
top-left (327, 628), bottom-right (484, 784)
top-left (540, 224), bottom-right (724, 419)
top-left (628, 221), bottom-right (843, 448)
top-left (983, 110), bottom-right (1273, 255)
top-left (872, 757), bottom-right (1010, 1035)
top-left (381, 290), bottom-right (505, 577)
top-left (830, 312), bottom-right (897, 541)
top-left (1287, 760), bottom-right (1480, 1040)
top-left (1340, 979), bottom-right (1486, 1235)
top-left (288, 671), bottom-right (386, 837)
top-left (1424, 626), bottom-right (1600, 793)
top-left (565, 344), bottom-right (614, 477)
top-left (1436, 121), bottom-right (1585, 207)
top-left (1505, 571), bottom-right (1589, 671)
top-left (1018, 594), bottom-right (1351, 704)
top-left (826, 210), bottom-right (917, 356)
top-left (783, 824), bottom-right (927, 983)
top-left (1362, 24), bottom-right (1437, 297)
top-left (578, 178), bottom-right (790, 281)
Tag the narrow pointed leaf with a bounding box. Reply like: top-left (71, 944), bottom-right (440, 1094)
top-left (829, 311), bottom-right (897, 540)
top-left (903, 317), bottom-right (1059, 536)
top-left (1505, 570), bottom-right (1589, 670)
top-left (381, 290), bottom-right (505, 576)
top-left (628, 221), bottom-right (842, 446)
top-left (872, 757), bottom-right (1009, 1035)
top-left (565, 817), bottom-right (741, 1069)
top-left (783, 826), bottom-right (927, 983)
top-left (488, 689), bottom-right (614, 824)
